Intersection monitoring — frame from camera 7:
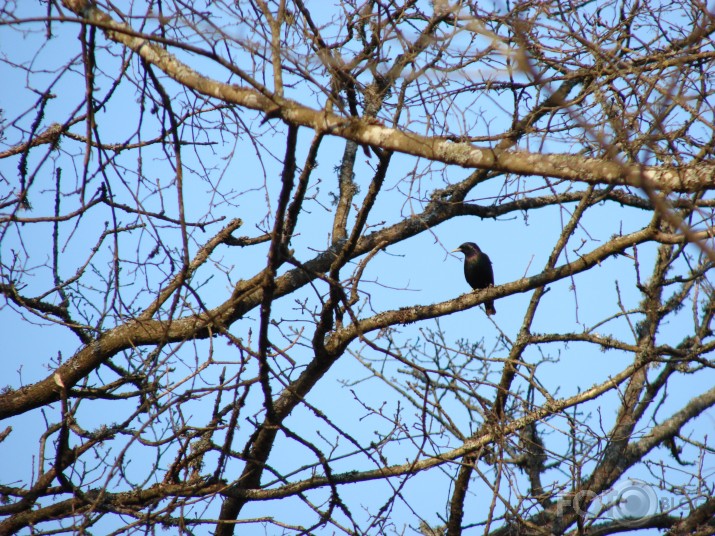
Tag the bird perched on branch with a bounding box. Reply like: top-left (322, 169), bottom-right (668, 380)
top-left (452, 242), bottom-right (496, 315)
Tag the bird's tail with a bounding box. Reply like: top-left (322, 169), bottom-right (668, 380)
top-left (486, 301), bottom-right (496, 316)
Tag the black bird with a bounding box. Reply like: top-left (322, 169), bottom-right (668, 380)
top-left (452, 242), bottom-right (496, 315)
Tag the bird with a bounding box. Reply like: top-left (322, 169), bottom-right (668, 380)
top-left (452, 242), bottom-right (496, 315)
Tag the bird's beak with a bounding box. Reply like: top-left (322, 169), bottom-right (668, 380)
top-left (451, 247), bottom-right (461, 253)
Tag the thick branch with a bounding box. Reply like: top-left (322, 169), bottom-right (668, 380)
top-left (59, 0), bottom-right (715, 193)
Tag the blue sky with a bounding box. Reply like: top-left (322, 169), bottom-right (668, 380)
top-left (1, 1), bottom-right (714, 534)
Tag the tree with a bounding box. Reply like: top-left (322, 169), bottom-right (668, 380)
top-left (1, 0), bottom-right (714, 534)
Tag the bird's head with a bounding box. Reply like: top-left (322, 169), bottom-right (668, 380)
top-left (452, 242), bottom-right (481, 255)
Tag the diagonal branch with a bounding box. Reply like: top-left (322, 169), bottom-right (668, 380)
top-left (59, 0), bottom-right (715, 194)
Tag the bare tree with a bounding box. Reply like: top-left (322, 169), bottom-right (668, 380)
top-left (1, 1), bottom-right (714, 535)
